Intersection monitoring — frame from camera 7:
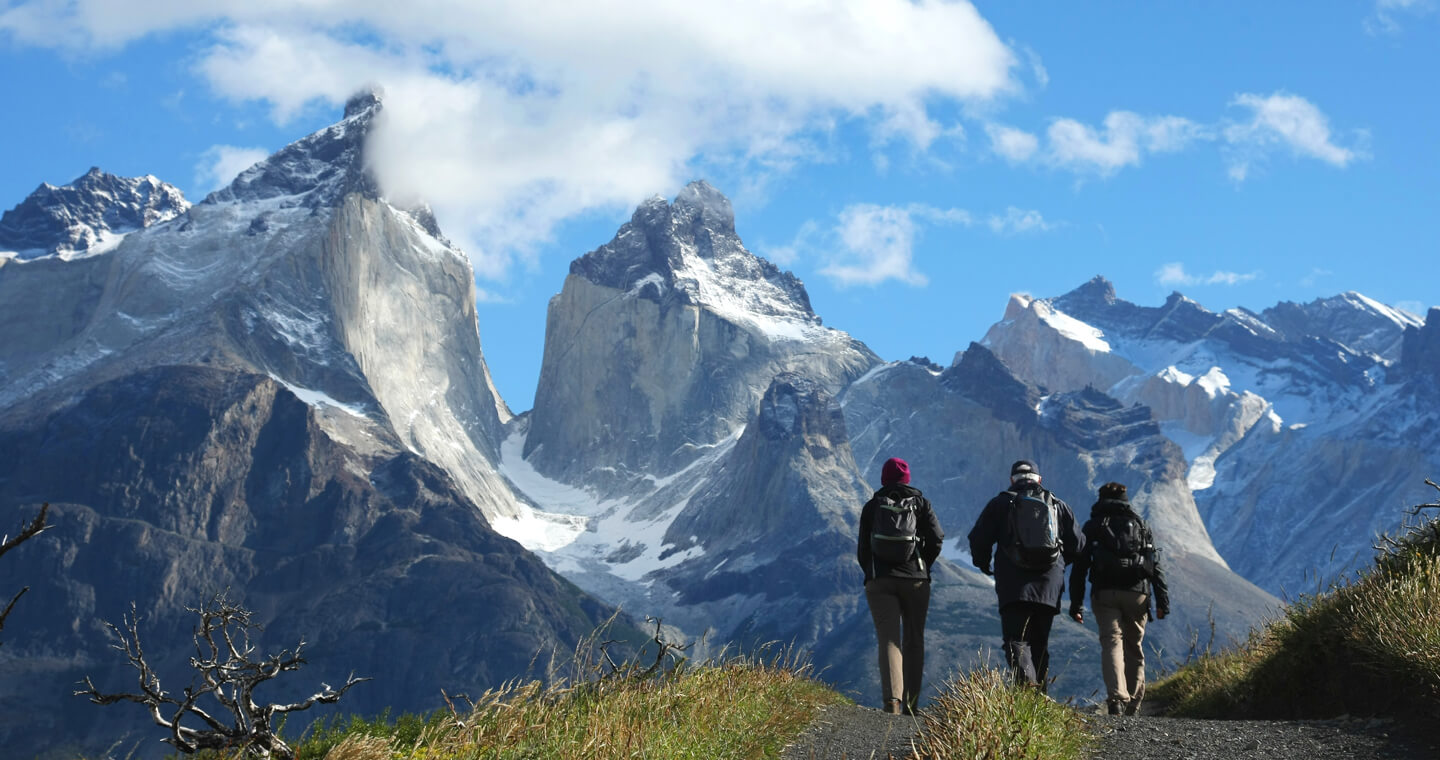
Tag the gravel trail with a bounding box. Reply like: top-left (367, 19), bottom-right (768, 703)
top-left (781, 703), bottom-right (922, 760)
top-left (780, 703), bottom-right (1438, 759)
top-left (1085, 713), bottom-right (1438, 760)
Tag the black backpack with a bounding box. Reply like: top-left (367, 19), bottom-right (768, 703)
top-left (870, 495), bottom-right (922, 565)
top-left (1003, 490), bottom-right (1062, 571)
top-left (1091, 511), bottom-right (1155, 587)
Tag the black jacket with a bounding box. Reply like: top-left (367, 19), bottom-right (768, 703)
top-left (857, 484), bottom-right (944, 583)
top-left (967, 482), bottom-right (1082, 613)
top-left (1068, 497), bottom-right (1170, 618)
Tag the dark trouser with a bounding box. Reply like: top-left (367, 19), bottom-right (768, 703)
top-left (1000, 601), bottom-right (1056, 692)
top-left (865, 576), bottom-right (931, 711)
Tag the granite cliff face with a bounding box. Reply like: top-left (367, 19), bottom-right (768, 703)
top-left (0, 94), bottom-right (629, 759)
top-left (523, 181), bottom-right (879, 492)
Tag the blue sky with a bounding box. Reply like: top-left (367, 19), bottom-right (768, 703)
top-left (2, 2), bottom-right (1437, 410)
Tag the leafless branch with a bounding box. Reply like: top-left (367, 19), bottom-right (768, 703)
top-left (1405, 478), bottom-right (1440, 516)
top-left (76, 593), bottom-right (369, 759)
top-left (635, 617), bottom-right (691, 680)
top-left (0, 503), bottom-right (50, 646)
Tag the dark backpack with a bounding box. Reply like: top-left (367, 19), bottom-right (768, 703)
top-left (1091, 511), bottom-right (1154, 587)
top-left (1003, 490), bottom-right (1061, 571)
top-left (870, 496), bottom-right (922, 565)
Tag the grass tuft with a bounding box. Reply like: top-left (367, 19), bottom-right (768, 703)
top-left (911, 667), bottom-right (1094, 760)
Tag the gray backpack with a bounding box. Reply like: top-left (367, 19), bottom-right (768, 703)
top-left (1003, 490), bottom-right (1061, 570)
top-left (870, 496), bottom-right (922, 564)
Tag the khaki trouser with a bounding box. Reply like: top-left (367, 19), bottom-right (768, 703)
top-left (865, 576), bottom-right (931, 711)
top-left (1093, 587), bottom-right (1149, 714)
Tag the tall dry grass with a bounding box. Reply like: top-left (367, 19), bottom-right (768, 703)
top-left (1152, 501), bottom-right (1440, 719)
top-left (910, 667), bottom-right (1093, 760)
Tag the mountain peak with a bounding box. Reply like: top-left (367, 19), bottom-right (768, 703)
top-left (344, 88), bottom-right (384, 119)
top-left (0, 168), bottom-right (189, 260)
top-left (672, 179), bottom-right (735, 235)
top-left (203, 91), bottom-right (383, 209)
top-left (569, 182), bottom-right (816, 324)
top-left (1063, 275), bottom-right (1118, 304)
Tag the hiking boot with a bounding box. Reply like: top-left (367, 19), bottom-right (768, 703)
top-left (1106, 699), bottom-right (1123, 716)
top-left (1124, 698), bottom-right (1142, 716)
top-left (884, 698), bottom-right (904, 715)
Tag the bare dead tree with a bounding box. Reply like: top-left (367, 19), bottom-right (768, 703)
top-left (76, 593), bottom-right (368, 760)
top-left (1405, 477), bottom-right (1440, 516)
top-left (0, 502), bottom-right (50, 647)
top-left (635, 616), bottom-right (692, 680)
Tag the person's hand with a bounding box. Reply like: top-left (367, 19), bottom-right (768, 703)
top-left (1157, 609), bottom-right (1167, 620)
top-left (1070, 610), bottom-right (1083, 624)
top-left (977, 564), bottom-right (992, 576)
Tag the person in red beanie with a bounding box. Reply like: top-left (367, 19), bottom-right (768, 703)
top-left (857, 456), bottom-right (944, 715)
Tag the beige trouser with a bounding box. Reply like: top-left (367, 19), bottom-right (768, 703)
top-left (1092, 587), bottom-right (1149, 712)
top-left (865, 576), bottom-right (931, 711)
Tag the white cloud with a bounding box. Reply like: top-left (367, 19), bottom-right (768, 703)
top-left (1156, 262), bottom-right (1261, 288)
top-left (0, 1), bottom-right (1020, 280)
top-left (1224, 92), bottom-right (1362, 181)
top-left (1299, 268), bottom-right (1333, 288)
top-left (195, 144), bottom-right (270, 192)
top-left (1395, 300), bottom-right (1437, 318)
top-left (985, 123), bottom-right (1039, 162)
top-left (1046, 111), bottom-right (1207, 176)
top-left (1366, 0), bottom-right (1434, 34)
top-left (987, 207), bottom-right (1052, 235)
top-left (817, 203), bottom-right (973, 288)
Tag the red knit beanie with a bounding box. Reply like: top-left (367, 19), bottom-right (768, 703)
top-left (881, 457), bottom-right (910, 486)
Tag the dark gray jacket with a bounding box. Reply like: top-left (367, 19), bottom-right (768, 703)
top-left (857, 484), bottom-right (944, 583)
top-left (967, 482), bottom-right (1082, 613)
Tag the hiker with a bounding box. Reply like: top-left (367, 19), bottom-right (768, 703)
top-left (857, 456), bottom-right (944, 715)
top-left (967, 459), bottom-right (1082, 692)
top-left (1069, 481), bottom-right (1170, 715)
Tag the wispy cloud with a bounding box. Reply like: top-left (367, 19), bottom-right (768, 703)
top-left (196, 144), bottom-right (269, 193)
top-left (820, 204), bottom-right (932, 288)
top-left (985, 123), bottom-right (1039, 163)
top-left (1224, 92), bottom-right (1364, 181)
top-left (799, 202), bottom-right (1052, 286)
top-left (1395, 300), bottom-right (1434, 318)
top-left (1365, 0), bottom-right (1435, 34)
top-left (987, 207), bottom-right (1053, 235)
top-left (1046, 112), bottom-right (1209, 176)
top-left (1299, 267), bottom-right (1333, 288)
top-left (985, 92), bottom-right (1361, 182)
top-left (804, 203), bottom-right (975, 288)
top-left (1156, 262), bottom-right (1261, 288)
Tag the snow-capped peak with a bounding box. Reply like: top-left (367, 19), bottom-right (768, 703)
top-left (203, 89), bottom-right (383, 210)
top-left (570, 181), bottom-right (825, 340)
top-left (0, 168), bottom-right (189, 261)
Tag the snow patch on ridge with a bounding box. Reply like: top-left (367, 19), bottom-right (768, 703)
top-left (1035, 300), bottom-right (1111, 352)
top-left (272, 376), bottom-right (368, 418)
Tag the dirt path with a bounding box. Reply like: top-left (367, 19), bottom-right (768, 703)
top-left (780, 703), bottom-right (921, 760)
top-left (1085, 713), bottom-right (1437, 760)
top-left (780, 703), bottom-right (1437, 759)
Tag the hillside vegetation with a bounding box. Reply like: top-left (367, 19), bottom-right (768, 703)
top-left (1152, 491), bottom-right (1440, 721)
top-left (121, 649), bottom-right (1089, 760)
